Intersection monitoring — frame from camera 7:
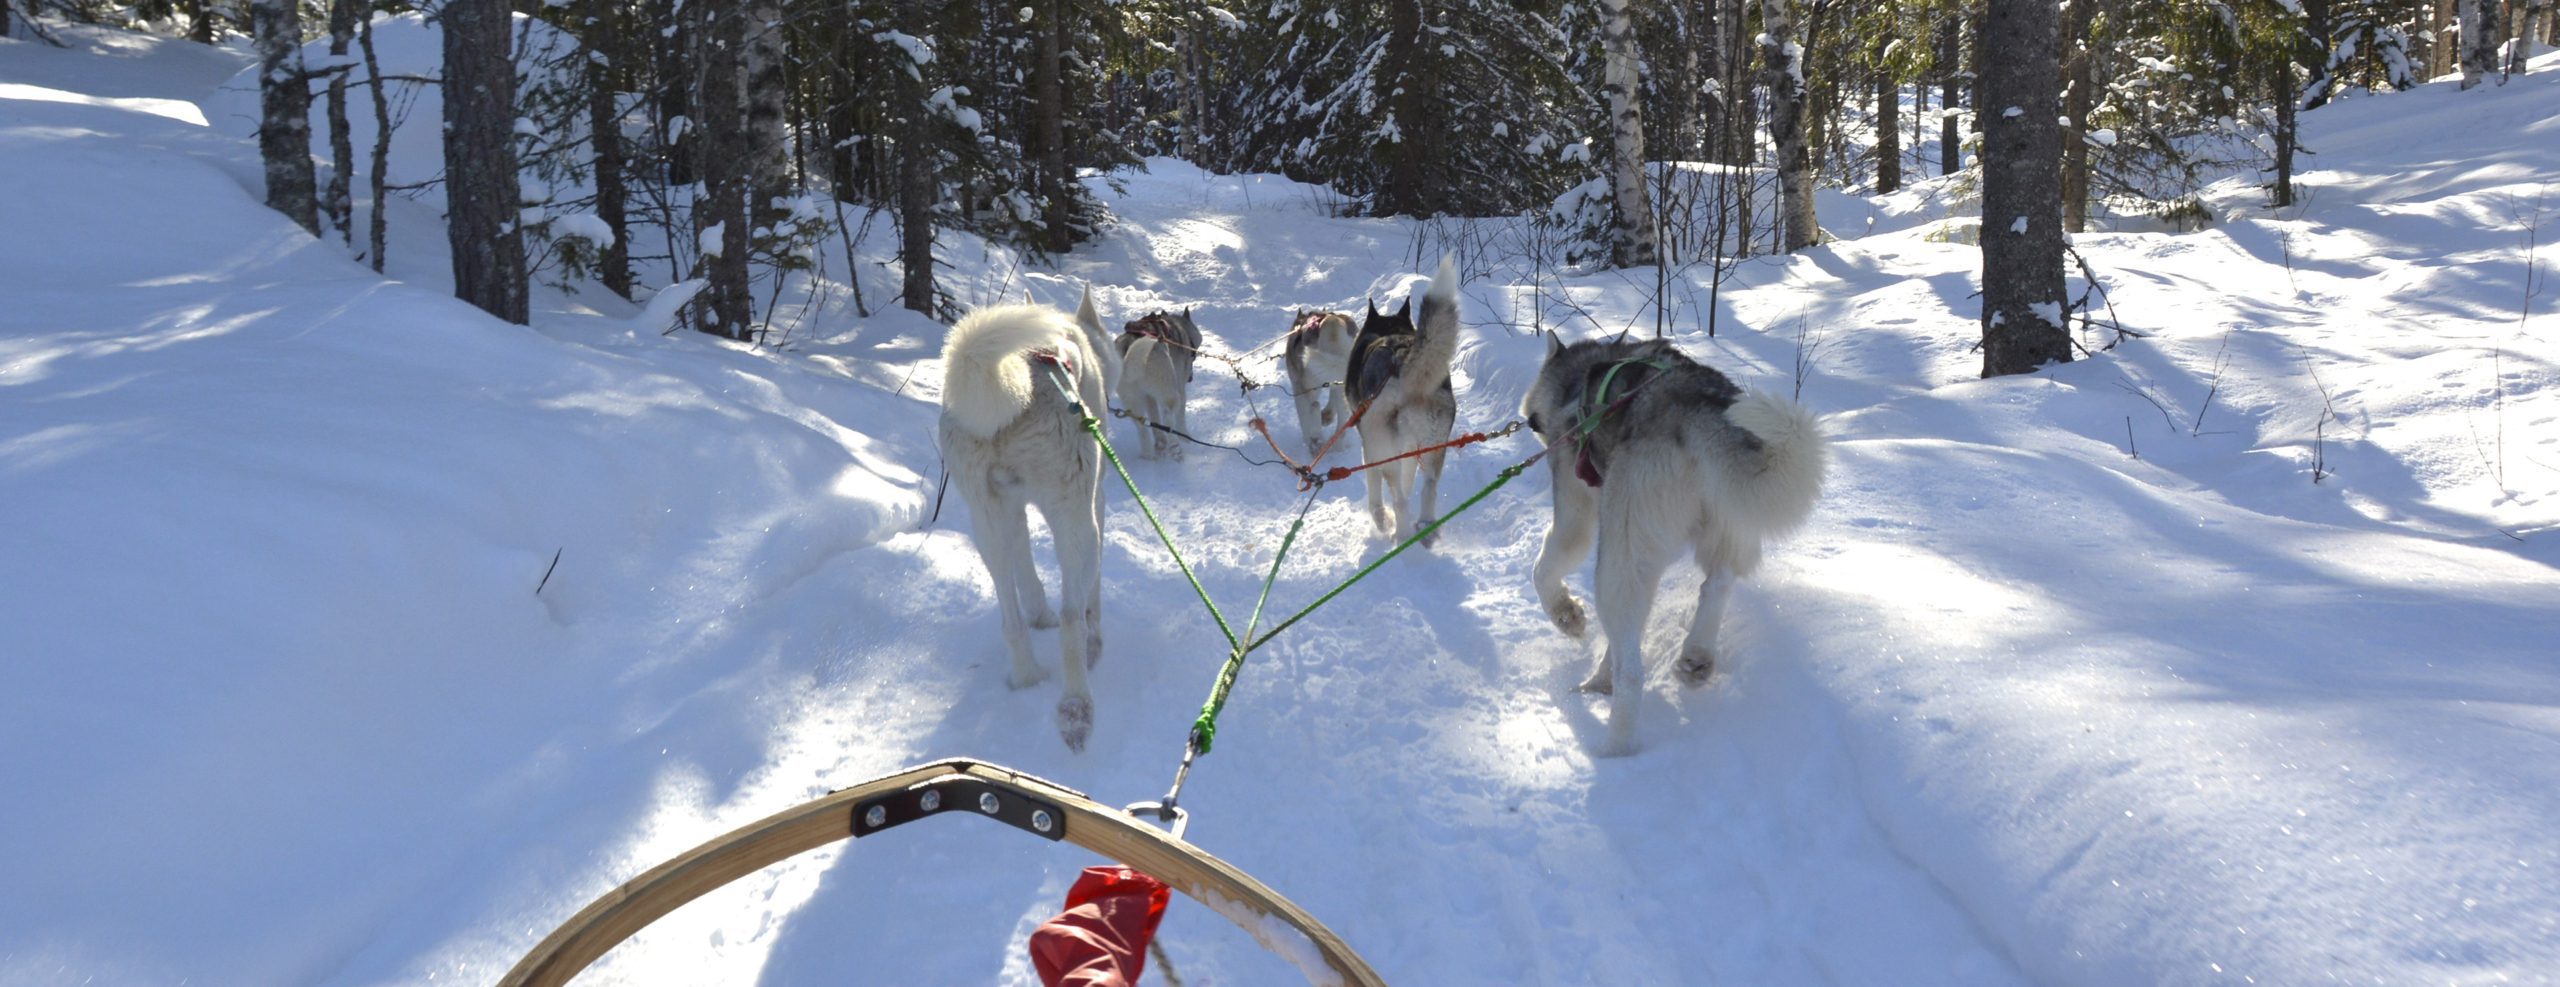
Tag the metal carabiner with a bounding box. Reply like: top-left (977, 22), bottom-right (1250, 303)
top-left (1122, 799), bottom-right (1191, 842)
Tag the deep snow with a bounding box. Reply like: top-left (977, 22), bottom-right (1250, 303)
top-left (4, 20), bottom-right (2557, 987)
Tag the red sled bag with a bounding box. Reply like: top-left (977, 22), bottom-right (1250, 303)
top-left (1031, 866), bottom-right (1171, 987)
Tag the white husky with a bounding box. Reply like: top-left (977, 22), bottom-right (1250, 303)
top-left (1346, 257), bottom-right (1460, 544)
top-left (939, 301), bottom-right (1115, 752)
top-left (1281, 309), bottom-right (1359, 459)
top-left (1115, 312), bottom-right (1194, 460)
top-left (1521, 335), bottom-right (1829, 757)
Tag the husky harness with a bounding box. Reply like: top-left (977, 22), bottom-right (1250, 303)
top-left (1572, 356), bottom-right (1676, 487)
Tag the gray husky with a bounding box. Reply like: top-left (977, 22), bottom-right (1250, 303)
top-left (1114, 310), bottom-right (1199, 459)
top-left (1281, 309), bottom-right (1359, 458)
top-left (1521, 335), bottom-right (1828, 757)
top-left (939, 300), bottom-right (1118, 752)
top-left (1347, 257), bottom-right (1461, 544)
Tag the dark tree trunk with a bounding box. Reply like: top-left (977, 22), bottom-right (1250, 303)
top-left (324, 0), bottom-right (356, 244)
top-left (254, 0), bottom-right (320, 236)
top-left (440, 0), bottom-right (530, 324)
top-left (1977, 0), bottom-right (2070, 377)
top-left (188, 0), bottom-right (214, 43)
top-left (655, 0), bottom-right (694, 185)
top-left (361, 12), bottom-right (390, 271)
top-left (585, 0), bottom-right (631, 298)
top-left (894, 0), bottom-right (936, 315)
top-left (1377, 0), bottom-right (1426, 215)
top-left (690, 0), bottom-right (754, 338)
top-left (1032, 0), bottom-right (1073, 251)
top-left (2059, 0), bottom-right (2093, 233)
top-left (1875, 35), bottom-right (1901, 194)
top-left (1937, 11), bottom-right (1963, 176)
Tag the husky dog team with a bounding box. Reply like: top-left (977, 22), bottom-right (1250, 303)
top-left (937, 261), bottom-right (1829, 756)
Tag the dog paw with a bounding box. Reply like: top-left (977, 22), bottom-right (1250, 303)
top-left (1027, 605), bottom-right (1060, 631)
top-left (1675, 644), bottom-right (1716, 687)
top-left (1007, 665), bottom-right (1050, 690)
top-left (1547, 596), bottom-right (1589, 638)
top-left (1594, 734), bottom-right (1637, 759)
top-left (1577, 663), bottom-right (1613, 695)
top-left (1056, 694), bottom-right (1094, 753)
top-left (1166, 444), bottom-right (1185, 462)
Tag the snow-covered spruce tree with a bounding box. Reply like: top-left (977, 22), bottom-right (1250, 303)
top-left (442, 0), bottom-right (530, 323)
top-left (1976, 0), bottom-right (2069, 376)
top-left (1760, 0), bottom-right (1818, 251)
top-left (252, 0), bottom-right (318, 236)
top-left (1235, 0), bottom-right (1592, 217)
top-left (1599, 0), bottom-right (1657, 267)
top-left (2301, 0), bottom-right (2420, 110)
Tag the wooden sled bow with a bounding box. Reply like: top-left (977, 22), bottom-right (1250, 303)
top-left (498, 758), bottom-right (1387, 987)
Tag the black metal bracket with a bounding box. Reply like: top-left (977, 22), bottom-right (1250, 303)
top-left (849, 774), bottom-right (1069, 842)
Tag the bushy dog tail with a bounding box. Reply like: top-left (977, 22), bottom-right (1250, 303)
top-left (1717, 391), bottom-right (1830, 541)
top-left (1408, 254), bottom-right (1461, 392)
top-left (943, 304), bottom-right (1075, 439)
top-left (1076, 285), bottom-right (1120, 393)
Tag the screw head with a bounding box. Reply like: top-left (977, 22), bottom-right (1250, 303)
top-left (1031, 809), bottom-right (1055, 833)
top-left (978, 792), bottom-right (1002, 814)
top-left (919, 789), bottom-right (943, 812)
top-left (863, 805), bottom-right (887, 829)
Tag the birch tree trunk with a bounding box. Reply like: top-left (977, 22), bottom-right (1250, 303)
top-left (1760, 0), bottom-right (1818, 252)
top-left (1600, 0), bottom-right (1658, 267)
top-left (441, 0), bottom-right (528, 323)
top-left (324, 0), bottom-right (355, 244)
top-left (2511, 0), bottom-right (2548, 75)
top-left (741, 0), bottom-right (789, 239)
top-left (2460, 0), bottom-right (2494, 88)
top-left (1977, 0), bottom-right (2070, 377)
top-left (253, 0), bottom-right (320, 236)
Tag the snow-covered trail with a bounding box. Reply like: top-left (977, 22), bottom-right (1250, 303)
top-left (563, 162), bottom-right (2040, 986)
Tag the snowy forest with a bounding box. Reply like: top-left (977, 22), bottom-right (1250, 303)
top-left (5, 0), bottom-right (2558, 982)
top-left (17, 0), bottom-right (2553, 358)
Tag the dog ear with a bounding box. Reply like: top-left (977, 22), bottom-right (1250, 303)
top-left (1545, 331), bottom-right (1565, 359)
top-left (1366, 299), bottom-right (1378, 320)
top-left (1397, 297), bottom-right (1412, 317)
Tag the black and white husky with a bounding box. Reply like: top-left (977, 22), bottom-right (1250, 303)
top-left (1281, 309), bottom-right (1359, 458)
top-left (1114, 310), bottom-right (1200, 460)
top-left (1521, 335), bottom-right (1829, 757)
top-left (939, 301), bottom-right (1117, 752)
top-left (1347, 258), bottom-right (1461, 544)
